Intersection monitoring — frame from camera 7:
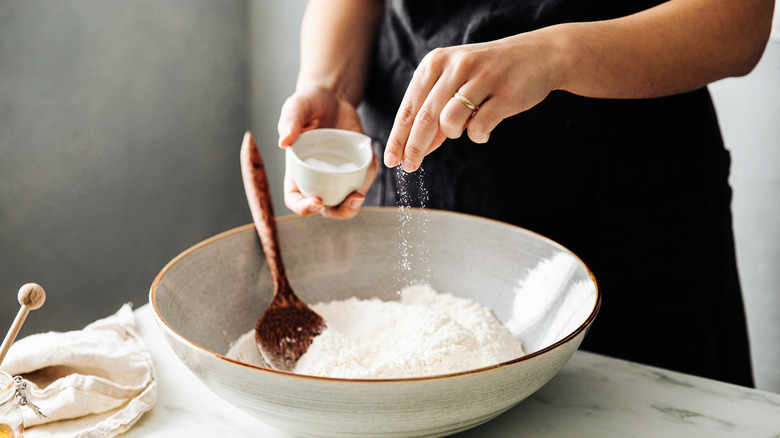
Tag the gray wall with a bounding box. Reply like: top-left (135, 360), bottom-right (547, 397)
top-left (0, 1), bottom-right (253, 335)
top-left (1, 1), bottom-right (778, 393)
top-left (248, 1), bottom-right (307, 209)
top-left (710, 38), bottom-right (780, 392)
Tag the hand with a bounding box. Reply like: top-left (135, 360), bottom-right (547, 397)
top-left (383, 32), bottom-right (561, 172)
top-left (277, 84), bottom-right (379, 219)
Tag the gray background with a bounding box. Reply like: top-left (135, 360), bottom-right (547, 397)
top-left (1, 1), bottom-right (778, 392)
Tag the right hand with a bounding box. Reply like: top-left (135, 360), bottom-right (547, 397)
top-left (277, 84), bottom-right (378, 219)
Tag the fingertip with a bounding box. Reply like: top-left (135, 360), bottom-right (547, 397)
top-left (384, 152), bottom-right (400, 168)
top-left (279, 128), bottom-right (299, 149)
top-left (470, 132), bottom-right (490, 144)
top-left (306, 199), bottom-right (324, 214)
top-left (466, 122), bottom-right (489, 144)
top-left (347, 194), bottom-right (365, 210)
top-left (286, 191), bottom-right (323, 216)
top-left (402, 158), bottom-right (418, 173)
top-left (277, 103), bottom-right (304, 148)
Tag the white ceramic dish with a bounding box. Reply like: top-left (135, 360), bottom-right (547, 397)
top-left (286, 128), bottom-right (372, 206)
top-left (150, 207), bottom-right (600, 437)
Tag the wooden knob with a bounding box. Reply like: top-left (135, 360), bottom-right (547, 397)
top-left (18, 283), bottom-right (45, 310)
top-left (0, 283), bottom-right (46, 366)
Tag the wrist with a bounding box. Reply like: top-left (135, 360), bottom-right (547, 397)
top-left (540, 23), bottom-right (588, 93)
top-left (296, 72), bottom-right (363, 107)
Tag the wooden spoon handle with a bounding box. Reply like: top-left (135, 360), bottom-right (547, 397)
top-left (0, 283), bottom-right (46, 366)
top-left (240, 131), bottom-right (290, 295)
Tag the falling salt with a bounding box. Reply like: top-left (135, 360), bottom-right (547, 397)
top-left (394, 164), bottom-right (431, 293)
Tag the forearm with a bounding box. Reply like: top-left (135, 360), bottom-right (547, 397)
top-left (548, 0), bottom-right (774, 98)
top-left (298, 0), bottom-right (385, 106)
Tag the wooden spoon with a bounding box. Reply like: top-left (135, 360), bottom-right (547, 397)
top-left (0, 283), bottom-right (46, 366)
top-left (240, 131), bottom-right (326, 371)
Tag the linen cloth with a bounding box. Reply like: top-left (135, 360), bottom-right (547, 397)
top-left (0, 304), bottom-right (156, 437)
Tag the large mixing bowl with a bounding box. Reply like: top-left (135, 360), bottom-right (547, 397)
top-left (150, 207), bottom-right (599, 437)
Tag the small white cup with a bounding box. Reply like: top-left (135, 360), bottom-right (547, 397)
top-left (286, 129), bottom-right (373, 207)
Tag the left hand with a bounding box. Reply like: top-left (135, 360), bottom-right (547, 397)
top-left (278, 84), bottom-right (378, 219)
top-left (383, 32), bottom-right (561, 172)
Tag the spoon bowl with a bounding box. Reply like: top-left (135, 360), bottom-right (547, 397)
top-left (240, 131), bottom-right (325, 371)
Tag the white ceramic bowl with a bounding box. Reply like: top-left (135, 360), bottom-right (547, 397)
top-left (150, 208), bottom-right (600, 437)
top-left (286, 128), bottom-right (373, 206)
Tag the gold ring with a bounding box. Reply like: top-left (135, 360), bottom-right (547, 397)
top-left (454, 92), bottom-right (479, 112)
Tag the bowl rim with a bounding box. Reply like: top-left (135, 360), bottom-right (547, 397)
top-left (149, 207), bottom-right (601, 383)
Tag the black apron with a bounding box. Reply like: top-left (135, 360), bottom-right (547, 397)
top-left (360, 0), bottom-right (754, 387)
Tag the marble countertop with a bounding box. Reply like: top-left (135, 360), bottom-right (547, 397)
top-left (126, 305), bottom-right (780, 437)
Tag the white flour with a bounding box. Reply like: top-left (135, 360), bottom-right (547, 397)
top-left (227, 284), bottom-right (525, 379)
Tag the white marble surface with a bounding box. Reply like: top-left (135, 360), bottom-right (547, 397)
top-left (126, 305), bottom-right (780, 437)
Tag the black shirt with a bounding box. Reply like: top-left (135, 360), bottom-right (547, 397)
top-left (360, 0), bottom-right (754, 386)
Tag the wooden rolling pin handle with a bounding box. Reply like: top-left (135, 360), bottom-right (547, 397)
top-left (0, 283), bottom-right (46, 366)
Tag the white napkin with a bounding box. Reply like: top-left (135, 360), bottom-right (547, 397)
top-left (0, 304), bottom-right (156, 438)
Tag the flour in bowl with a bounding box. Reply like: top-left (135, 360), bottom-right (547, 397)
top-left (226, 284), bottom-right (525, 379)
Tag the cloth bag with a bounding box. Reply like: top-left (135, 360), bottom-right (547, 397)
top-left (0, 304), bottom-right (156, 438)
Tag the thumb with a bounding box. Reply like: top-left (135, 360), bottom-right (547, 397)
top-left (277, 94), bottom-right (313, 148)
